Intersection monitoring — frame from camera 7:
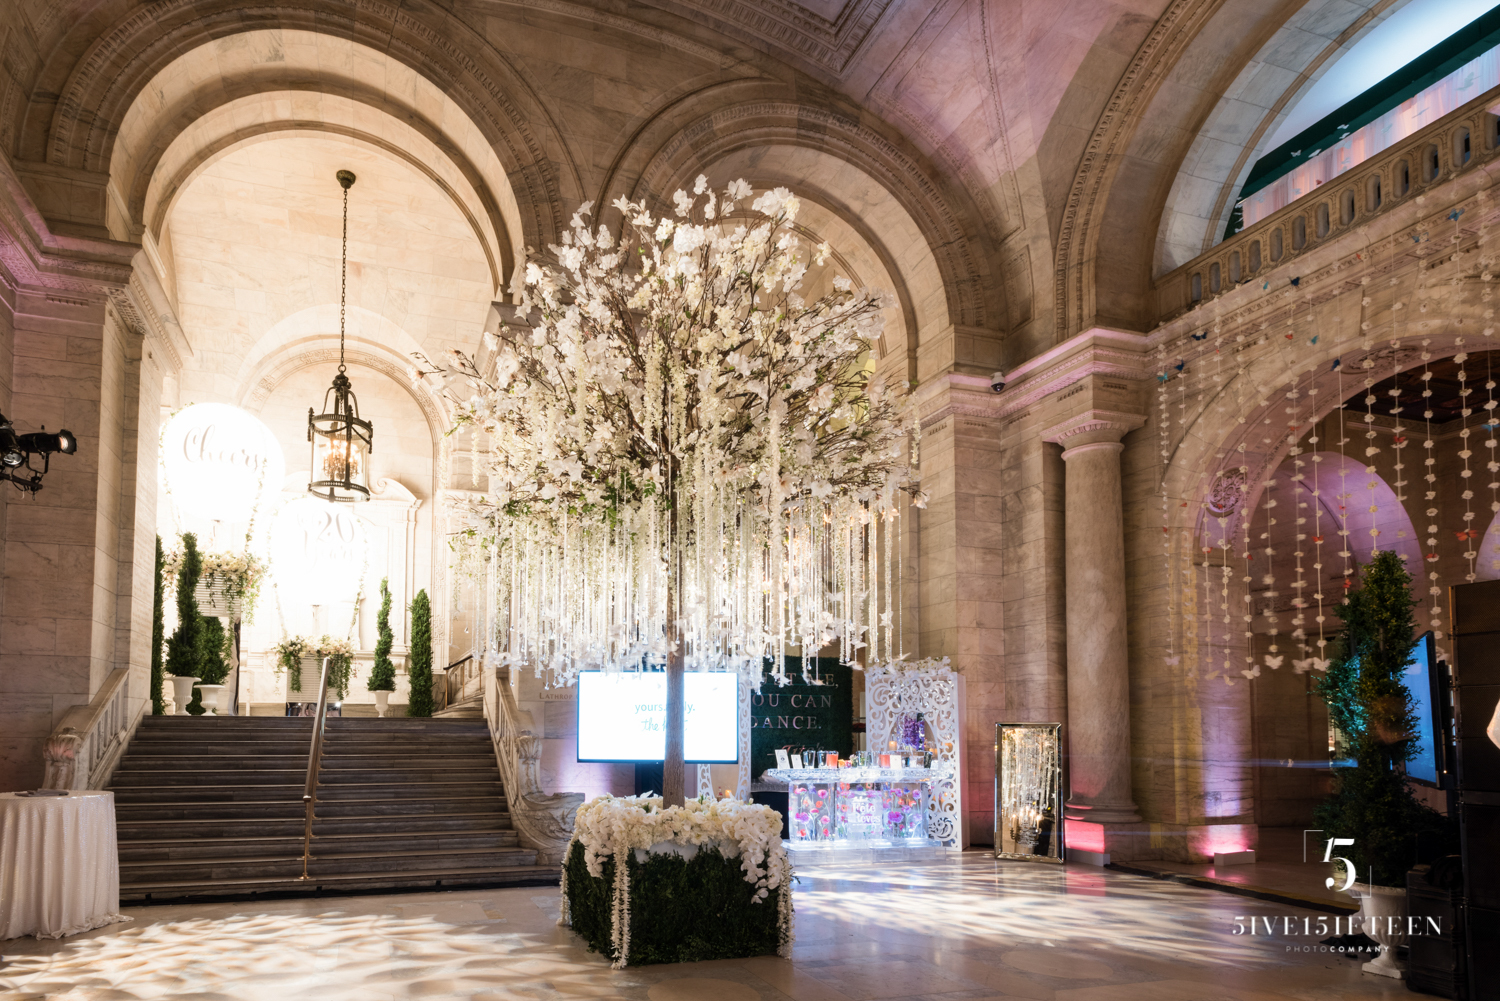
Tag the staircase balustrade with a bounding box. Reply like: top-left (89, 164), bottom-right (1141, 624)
top-left (437, 654), bottom-right (477, 714)
top-left (41, 668), bottom-right (139, 791)
top-left (1155, 85), bottom-right (1500, 324)
top-left (480, 656), bottom-right (583, 866)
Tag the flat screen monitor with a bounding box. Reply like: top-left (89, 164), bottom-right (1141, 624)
top-left (1404, 630), bottom-right (1441, 786)
top-left (576, 671), bottom-right (739, 763)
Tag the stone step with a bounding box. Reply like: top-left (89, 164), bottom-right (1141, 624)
top-left (110, 769), bottom-right (307, 786)
top-left (115, 754), bottom-right (495, 771)
top-left (116, 812), bottom-right (512, 839)
top-left (110, 706), bottom-right (546, 901)
top-left (117, 864), bottom-right (559, 902)
top-left (117, 829), bottom-right (520, 860)
top-left (115, 796), bottom-right (507, 820)
top-left (111, 780), bottom-right (502, 804)
top-left (119, 846), bottom-right (536, 882)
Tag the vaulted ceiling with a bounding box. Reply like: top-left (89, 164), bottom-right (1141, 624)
top-left (0, 0), bottom-right (1447, 366)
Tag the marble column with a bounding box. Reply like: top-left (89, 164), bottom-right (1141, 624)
top-left (1047, 412), bottom-right (1144, 824)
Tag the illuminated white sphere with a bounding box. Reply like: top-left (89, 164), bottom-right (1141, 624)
top-left (161, 403), bottom-right (285, 523)
top-left (268, 496), bottom-right (368, 607)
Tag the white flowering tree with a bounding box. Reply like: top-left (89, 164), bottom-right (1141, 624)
top-left (416, 178), bottom-right (920, 805)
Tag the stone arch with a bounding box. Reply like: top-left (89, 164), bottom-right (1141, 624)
top-left (16, 0), bottom-right (576, 253)
top-left (616, 94), bottom-right (1004, 347)
top-left (1049, 0), bottom-right (1416, 337)
top-left (141, 100), bottom-right (507, 293)
top-left (236, 304), bottom-right (450, 439)
top-left (1157, 302), bottom-right (1489, 673)
top-left (1154, 0), bottom-right (1418, 274)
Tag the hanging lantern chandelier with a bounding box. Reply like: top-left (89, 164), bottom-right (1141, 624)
top-left (308, 169), bottom-right (373, 503)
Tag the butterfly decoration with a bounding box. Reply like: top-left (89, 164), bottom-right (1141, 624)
top-left (1449, 209), bottom-right (1465, 222)
top-left (1241, 664), bottom-right (1262, 680)
top-left (1311, 657), bottom-right (1331, 673)
top-left (1191, 331), bottom-right (1209, 341)
top-left (1456, 528), bottom-right (1479, 541)
top-left (1292, 658), bottom-right (1313, 674)
top-left (1174, 359), bottom-right (1186, 372)
top-left (1264, 654), bottom-right (1284, 670)
top-left (1290, 277), bottom-right (1301, 287)
top-left (1310, 334), bottom-right (1319, 345)
top-left (1158, 372), bottom-right (1170, 383)
top-left (1330, 357), bottom-right (1342, 372)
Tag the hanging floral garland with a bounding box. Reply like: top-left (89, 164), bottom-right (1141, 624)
top-left (163, 545), bottom-right (269, 620)
top-left (415, 179), bottom-right (918, 689)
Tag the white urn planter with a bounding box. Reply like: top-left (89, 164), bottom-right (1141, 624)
top-left (1351, 882), bottom-right (1407, 979)
top-left (167, 676), bottom-right (200, 716)
top-left (196, 684), bottom-right (225, 716)
top-left (373, 690), bottom-right (391, 718)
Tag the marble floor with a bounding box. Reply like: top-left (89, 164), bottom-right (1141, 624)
top-left (0, 853), bottom-right (1420, 1000)
top-left (1128, 827), bottom-right (1356, 910)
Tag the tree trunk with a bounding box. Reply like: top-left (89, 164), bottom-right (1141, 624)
top-left (663, 636), bottom-right (686, 807)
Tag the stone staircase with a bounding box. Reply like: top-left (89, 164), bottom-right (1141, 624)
top-left (110, 714), bottom-right (555, 902)
top-left (433, 694), bottom-right (483, 719)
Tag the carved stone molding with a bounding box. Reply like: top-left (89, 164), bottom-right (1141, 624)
top-left (1052, 0), bottom-right (1226, 339)
top-left (34, 0), bottom-right (569, 247)
top-left (983, 327), bottom-right (1153, 425)
top-left (1042, 409), bottom-right (1147, 449)
top-left (644, 0), bottom-right (894, 77)
top-left (241, 344), bottom-right (450, 437)
top-left (0, 152), bottom-right (134, 297)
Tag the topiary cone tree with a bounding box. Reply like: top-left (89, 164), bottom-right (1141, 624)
top-left (368, 577), bottom-right (397, 693)
top-left (164, 533), bottom-right (205, 709)
top-left (407, 588), bottom-right (434, 717)
top-left (187, 614), bottom-right (232, 714)
top-left (1313, 550), bottom-right (1451, 887)
top-left (151, 535), bottom-right (167, 715)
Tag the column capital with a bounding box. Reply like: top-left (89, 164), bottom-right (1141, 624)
top-left (1043, 409), bottom-right (1146, 449)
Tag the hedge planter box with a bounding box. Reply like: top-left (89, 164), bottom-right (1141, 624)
top-left (559, 796), bottom-right (793, 968)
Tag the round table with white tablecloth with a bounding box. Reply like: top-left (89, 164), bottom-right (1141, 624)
top-left (0, 790), bottom-right (128, 940)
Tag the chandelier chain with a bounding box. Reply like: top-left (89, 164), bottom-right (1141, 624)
top-left (339, 183), bottom-right (348, 375)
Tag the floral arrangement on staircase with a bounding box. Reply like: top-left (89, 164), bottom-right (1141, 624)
top-left (164, 547), bottom-right (268, 619)
top-left (315, 636), bottom-right (355, 700)
top-left (273, 635), bottom-right (313, 694)
top-left (560, 794), bottom-right (792, 967)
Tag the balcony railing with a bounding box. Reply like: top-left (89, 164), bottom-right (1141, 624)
top-left (1154, 85), bottom-right (1500, 324)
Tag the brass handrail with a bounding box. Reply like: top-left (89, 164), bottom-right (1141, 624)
top-left (298, 656), bottom-right (332, 881)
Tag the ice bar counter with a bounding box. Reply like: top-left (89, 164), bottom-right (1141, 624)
top-left (763, 766), bottom-right (936, 845)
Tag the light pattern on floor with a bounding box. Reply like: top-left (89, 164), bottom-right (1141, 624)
top-left (0, 855), bottom-right (1415, 1000)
